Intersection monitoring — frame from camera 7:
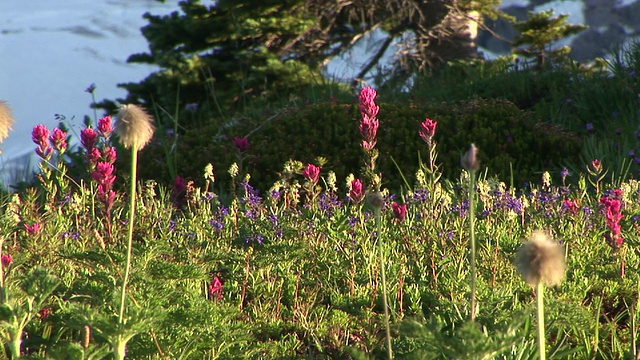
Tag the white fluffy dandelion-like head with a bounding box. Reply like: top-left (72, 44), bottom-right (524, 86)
top-left (0, 101), bottom-right (15, 143)
top-left (114, 104), bottom-right (155, 150)
top-left (516, 231), bottom-right (566, 287)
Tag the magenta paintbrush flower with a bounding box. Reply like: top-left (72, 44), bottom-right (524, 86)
top-left (419, 118), bottom-right (437, 145)
top-left (1, 254), bottom-right (12, 268)
top-left (392, 202), bottom-right (408, 222)
top-left (600, 190), bottom-right (624, 250)
top-left (359, 87), bottom-right (380, 119)
top-left (98, 115), bottom-right (113, 138)
top-left (32, 124), bottom-right (53, 159)
top-left (350, 178), bottom-right (365, 204)
top-left (233, 137), bottom-right (250, 153)
top-left (81, 127), bottom-right (99, 151)
top-left (303, 163), bottom-right (321, 184)
top-left (50, 128), bottom-right (68, 152)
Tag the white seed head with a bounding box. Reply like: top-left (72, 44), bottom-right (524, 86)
top-left (115, 104), bottom-right (155, 150)
top-left (0, 101), bottom-right (15, 143)
top-left (516, 231), bottom-right (566, 287)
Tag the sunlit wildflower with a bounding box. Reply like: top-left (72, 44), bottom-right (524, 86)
top-left (50, 128), bottom-right (68, 152)
top-left (516, 231), bottom-right (566, 287)
top-left (303, 163), bottom-right (321, 184)
top-left (93, 162), bottom-right (117, 212)
top-left (89, 148), bottom-right (102, 166)
top-left (115, 104), bottom-right (156, 150)
top-left (103, 146), bottom-right (117, 164)
top-left (0, 101), bottom-right (15, 143)
top-left (32, 124), bottom-right (53, 159)
top-left (419, 118), bottom-right (437, 145)
top-left (350, 178), bottom-right (366, 204)
top-left (461, 143), bottom-right (479, 171)
top-left (358, 87), bottom-right (380, 119)
top-left (601, 190), bottom-right (624, 250)
top-left (209, 276), bottom-right (224, 300)
top-left (81, 127), bottom-right (98, 151)
top-left (233, 137), bottom-right (250, 153)
top-left (1, 254), bottom-right (12, 268)
top-left (98, 115), bottom-right (113, 138)
top-left (392, 202), bottom-right (408, 222)
top-left (25, 223), bottom-right (42, 236)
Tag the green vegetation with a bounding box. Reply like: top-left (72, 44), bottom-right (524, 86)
top-left (5, 1), bottom-right (640, 357)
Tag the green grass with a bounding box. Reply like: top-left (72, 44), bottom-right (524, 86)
top-left (2, 46), bottom-right (640, 358)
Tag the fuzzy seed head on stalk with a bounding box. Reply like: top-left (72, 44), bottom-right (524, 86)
top-left (516, 231), bottom-right (566, 287)
top-left (461, 143), bottom-right (480, 171)
top-left (0, 101), bottom-right (15, 144)
top-left (115, 104), bottom-right (155, 150)
top-left (367, 191), bottom-right (385, 210)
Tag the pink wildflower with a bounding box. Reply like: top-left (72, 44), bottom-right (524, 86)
top-left (1, 254), bottom-right (12, 268)
top-left (171, 176), bottom-right (187, 209)
top-left (32, 124), bottom-right (52, 159)
top-left (93, 162), bottom-right (116, 212)
top-left (419, 118), bottom-right (437, 145)
top-left (25, 223), bottom-right (42, 236)
top-left (600, 191), bottom-right (624, 250)
top-left (50, 128), bottom-right (68, 152)
top-left (81, 127), bottom-right (98, 150)
top-left (359, 116), bottom-right (379, 148)
top-left (350, 178), bottom-right (365, 204)
top-left (562, 199), bottom-right (581, 216)
top-left (392, 202), bottom-right (408, 222)
top-left (358, 87), bottom-right (380, 119)
top-left (303, 164), bottom-right (321, 184)
top-left (98, 115), bottom-right (113, 138)
top-left (233, 137), bottom-right (250, 153)
top-left (209, 276), bottom-right (224, 300)
top-left (103, 146), bottom-right (117, 164)
top-left (89, 148), bottom-right (102, 165)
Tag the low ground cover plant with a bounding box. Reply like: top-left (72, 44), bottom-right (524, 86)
top-left (0, 79), bottom-right (640, 359)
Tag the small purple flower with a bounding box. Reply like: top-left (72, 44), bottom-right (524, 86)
top-left (629, 150), bottom-right (636, 157)
top-left (85, 83), bottom-right (96, 94)
top-left (585, 123), bottom-right (594, 131)
top-left (185, 103), bottom-right (199, 111)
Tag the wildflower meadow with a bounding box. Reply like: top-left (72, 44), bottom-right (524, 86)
top-left (3, 54), bottom-right (640, 359)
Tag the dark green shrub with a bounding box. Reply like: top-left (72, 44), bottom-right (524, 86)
top-left (137, 98), bottom-right (581, 192)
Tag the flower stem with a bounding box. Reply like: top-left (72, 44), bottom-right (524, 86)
top-left (119, 144), bottom-right (138, 325)
top-left (537, 282), bottom-right (546, 360)
top-left (469, 169), bottom-right (477, 321)
top-left (375, 208), bottom-right (393, 359)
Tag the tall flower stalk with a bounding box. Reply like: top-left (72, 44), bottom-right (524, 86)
top-left (114, 104), bottom-right (155, 360)
top-left (516, 231), bottom-right (566, 360)
top-left (367, 192), bottom-right (392, 359)
top-left (461, 144), bottom-right (479, 321)
top-left (358, 87), bottom-right (381, 191)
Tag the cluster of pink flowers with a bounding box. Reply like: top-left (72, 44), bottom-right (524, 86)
top-left (359, 87), bottom-right (380, 151)
top-left (32, 124), bottom-right (68, 160)
top-left (600, 189), bottom-right (624, 251)
top-left (83, 116), bottom-right (117, 212)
